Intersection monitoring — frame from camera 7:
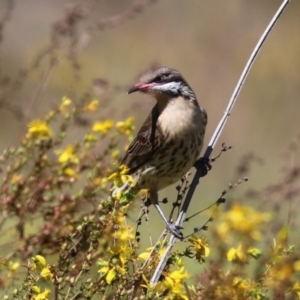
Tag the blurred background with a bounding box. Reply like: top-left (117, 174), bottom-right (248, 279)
top-left (0, 0), bottom-right (299, 270)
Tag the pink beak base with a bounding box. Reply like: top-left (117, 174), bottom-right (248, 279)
top-left (128, 82), bottom-right (157, 94)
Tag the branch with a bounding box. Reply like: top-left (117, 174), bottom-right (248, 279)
top-left (151, 0), bottom-right (291, 284)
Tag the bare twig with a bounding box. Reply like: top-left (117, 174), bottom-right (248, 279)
top-left (0, 0), bottom-right (15, 43)
top-left (151, 0), bottom-right (291, 284)
top-left (0, 0), bottom-right (159, 120)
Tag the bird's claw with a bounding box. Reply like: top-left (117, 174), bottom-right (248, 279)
top-left (166, 223), bottom-right (184, 240)
top-left (194, 157), bottom-right (211, 177)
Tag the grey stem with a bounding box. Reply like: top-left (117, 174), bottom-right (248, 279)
top-left (151, 0), bottom-right (291, 284)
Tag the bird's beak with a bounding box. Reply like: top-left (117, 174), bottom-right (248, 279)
top-left (128, 84), bottom-right (140, 94)
top-left (128, 82), bottom-right (156, 94)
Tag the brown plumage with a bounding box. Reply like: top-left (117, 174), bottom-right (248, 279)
top-left (116, 66), bottom-right (207, 239)
top-left (120, 105), bottom-right (161, 175)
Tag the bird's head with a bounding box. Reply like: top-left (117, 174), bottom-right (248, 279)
top-left (128, 66), bottom-right (191, 99)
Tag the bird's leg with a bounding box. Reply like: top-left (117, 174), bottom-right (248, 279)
top-left (149, 189), bottom-right (184, 240)
top-left (193, 157), bottom-right (212, 177)
top-left (143, 191), bottom-right (152, 207)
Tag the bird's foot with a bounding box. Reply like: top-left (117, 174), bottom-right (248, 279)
top-left (166, 222), bottom-right (184, 240)
top-left (194, 157), bottom-right (211, 177)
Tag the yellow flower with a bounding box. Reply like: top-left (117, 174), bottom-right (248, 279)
top-left (111, 188), bottom-right (121, 200)
top-left (84, 99), bottom-right (99, 112)
top-left (106, 267), bottom-right (116, 284)
top-left (111, 149), bottom-right (120, 160)
top-left (108, 165), bottom-right (135, 201)
top-left (176, 256), bottom-right (184, 267)
top-left (247, 247), bottom-right (261, 259)
top-left (269, 261), bottom-right (293, 282)
top-left (59, 97), bottom-right (72, 110)
top-left (97, 259), bottom-right (126, 284)
top-left (188, 235), bottom-right (210, 263)
top-left (32, 255), bottom-right (46, 270)
top-left (92, 120), bottom-right (113, 135)
top-left (40, 266), bottom-right (53, 281)
top-left (139, 247), bottom-right (166, 261)
top-left (63, 167), bottom-right (79, 178)
top-left (33, 288), bottom-right (51, 300)
top-left (27, 120), bottom-right (53, 138)
top-left (108, 165), bottom-right (135, 193)
top-left (294, 260), bottom-right (300, 271)
top-left (116, 117), bottom-right (135, 136)
top-left (11, 174), bottom-right (23, 184)
top-left (109, 246), bottom-right (126, 265)
top-left (32, 286), bottom-right (41, 294)
top-left (138, 251), bottom-right (151, 261)
top-left (163, 267), bottom-right (190, 300)
top-left (217, 204), bottom-right (272, 241)
top-left (97, 259), bottom-right (109, 272)
top-left (290, 282), bottom-right (300, 299)
top-left (227, 244), bottom-right (248, 263)
top-left (168, 267), bottom-right (189, 282)
top-left (84, 133), bottom-right (98, 143)
top-left (93, 176), bottom-right (108, 189)
top-left (115, 227), bottom-right (135, 243)
top-left (119, 165), bottom-right (130, 175)
top-left (108, 165), bottom-right (133, 185)
top-left (8, 261), bottom-right (20, 271)
top-left (55, 145), bottom-right (79, 164)
top-left (35, 255), bottom-right (46, 267)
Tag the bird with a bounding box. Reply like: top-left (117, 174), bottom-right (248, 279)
top-left (114, 66), bottom-right (207, 239)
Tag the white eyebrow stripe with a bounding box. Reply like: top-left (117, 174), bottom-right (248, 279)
top-left (153, 81), bottom-right (181, 93)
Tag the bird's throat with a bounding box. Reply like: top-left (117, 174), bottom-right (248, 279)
top-left (157, 96), bottom-right (202, 139)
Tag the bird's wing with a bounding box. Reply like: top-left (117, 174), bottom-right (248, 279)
top-left (120, 105), bottom-right (161, 174)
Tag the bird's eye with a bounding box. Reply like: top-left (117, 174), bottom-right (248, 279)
top-left (154, 76), bottom-right (165, 83)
